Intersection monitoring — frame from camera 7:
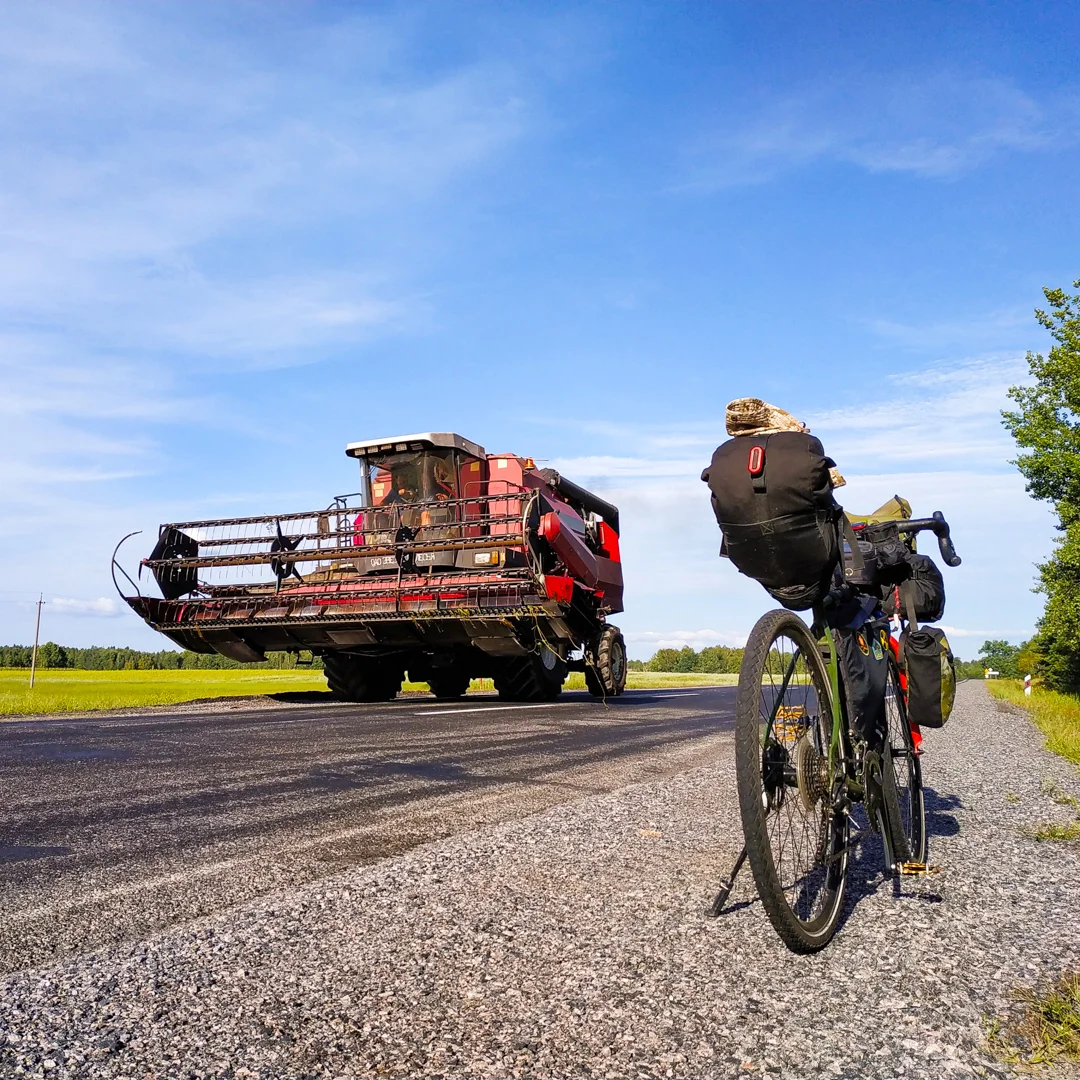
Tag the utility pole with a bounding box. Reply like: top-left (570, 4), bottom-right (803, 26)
top-left (29, 594), bottom-right (44, 689)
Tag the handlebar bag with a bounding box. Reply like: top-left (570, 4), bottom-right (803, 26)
top-left (900, 626), bottom-right (955, 729)
top-left (702, 432), bottom-right (841, 611)
top-left (881, 554), bottom-right (946, 623)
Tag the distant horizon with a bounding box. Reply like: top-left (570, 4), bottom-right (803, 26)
top-left (0, 634), bottom-right (1001, 666)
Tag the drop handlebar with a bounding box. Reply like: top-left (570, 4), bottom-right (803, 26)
top-left (894, 511), bottom-right (961, 567)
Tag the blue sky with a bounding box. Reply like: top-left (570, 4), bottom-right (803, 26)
top-left (2, 1), bottom-right (1076, 659)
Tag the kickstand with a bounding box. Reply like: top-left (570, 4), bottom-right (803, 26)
top-left (707, 846), bottom-right (747, 917)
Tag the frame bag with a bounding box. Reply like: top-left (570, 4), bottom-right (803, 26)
top-left (900, 623), bottom-right (956, 729)
top-left (702, 432), bottom-right (841, 611)
top-left (836, 619), bottom-right (891, 744)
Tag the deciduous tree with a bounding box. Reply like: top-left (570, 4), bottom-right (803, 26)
top-left (1003, 279), bottom-right (1080, 689)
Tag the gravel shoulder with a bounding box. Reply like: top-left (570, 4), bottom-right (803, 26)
top-left (3, 681), bottom-right (1079, 1079)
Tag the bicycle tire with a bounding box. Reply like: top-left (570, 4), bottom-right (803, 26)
top-left (884, 655), bottom-right (926, 863)
top-left (873, 739), bottom-right (909, 870)
top-left (735, 609), bottom-right (849, 953)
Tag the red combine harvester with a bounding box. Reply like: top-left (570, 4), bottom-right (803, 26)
top-left (115, 433), bottom-right (627, 702)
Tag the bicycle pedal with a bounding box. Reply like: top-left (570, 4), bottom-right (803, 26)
top-left (898, 861), bottom-right (941, 876)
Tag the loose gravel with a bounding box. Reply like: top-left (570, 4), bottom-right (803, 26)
top-left (2, 681), bottom-right (1079, 1079)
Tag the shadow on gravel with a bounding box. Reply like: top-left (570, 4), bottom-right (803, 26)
top-left (924, 786), bottom-right (963, 838)
top-left (837, 787), bottom-right (961, 922)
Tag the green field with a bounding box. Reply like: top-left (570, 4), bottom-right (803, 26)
top-left (0, 668), bottom-right (737, 717)
top-left (0, 668), bottom-right (331, 717)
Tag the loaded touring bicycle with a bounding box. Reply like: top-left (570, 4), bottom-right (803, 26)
top-left (703, 401), bottom-right (960, 952)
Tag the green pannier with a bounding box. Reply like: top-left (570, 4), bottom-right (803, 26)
top-left (900, 626), bottom-right (956, 729)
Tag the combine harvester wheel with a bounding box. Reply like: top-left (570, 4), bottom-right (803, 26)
top-left (494, 647), bottom-right (567, 702)
top-left (324, 654), bottom-right (402, 703)
top-left (585, 625), bottom-right (627, 698)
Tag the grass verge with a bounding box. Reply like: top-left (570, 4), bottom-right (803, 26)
top-left (1032, 821), bottom-right (1080, 842)
top-left (988, 970), bottom-right (1080, 1066)
top-left (1, 668), bottom-right (736, 717)
top-left (987, 680), bottom-right (1080, 768)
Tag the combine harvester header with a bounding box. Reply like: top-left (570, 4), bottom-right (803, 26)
top-left (115, 433), bottom-right (627, 703)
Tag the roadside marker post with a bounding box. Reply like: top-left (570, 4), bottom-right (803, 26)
top-left (1024, 673), bottom-right (1032, 697)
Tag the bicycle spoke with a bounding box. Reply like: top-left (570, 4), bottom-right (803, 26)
top-left (754, 629), bottom-right (835, 924)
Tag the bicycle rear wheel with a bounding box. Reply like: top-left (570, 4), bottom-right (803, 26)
top-left (884, 653), bottom-right (926, 863)
top-left (735, 609), bottom-right (849, 953)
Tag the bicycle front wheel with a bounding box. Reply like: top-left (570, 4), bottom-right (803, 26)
top-left (884, 653), bottom-right (926, 864)
top-left (735, 609), bottom-right (848, 953)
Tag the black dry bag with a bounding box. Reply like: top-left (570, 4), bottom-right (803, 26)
top-left (702, 431), bottom-right (841, 611)
top-left (881, 554), bottom-right (946, 623)
top-left (900, 626), bottom-right (955, 729)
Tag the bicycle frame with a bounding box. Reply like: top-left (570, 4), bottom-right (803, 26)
top-left (820, 622), bottom-right (845, 775)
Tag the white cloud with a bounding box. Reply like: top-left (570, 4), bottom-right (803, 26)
top-left (809, 355), bottom-right (1028, 473)
top-left (680, 73), bottom-right (1078, 189)
top-left (0, 4), bottom-right (527, 378)
top-left (937, 625), bottom-right (1020, 641)
top-left (625, 629), bottom-right (748, 652)
top-left (537, 353), bottom-right (1050, 654)
top-left (49, 597), bottom-right (123, 618)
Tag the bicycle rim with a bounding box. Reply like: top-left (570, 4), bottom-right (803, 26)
top-left (734, 609), bottom-right (848, 953)
top-left (884, 657), bottom-right (926, 863)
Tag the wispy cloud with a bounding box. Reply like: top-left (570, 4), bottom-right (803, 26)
top-left (680, 73), bottom-right (1078, 189)
top-left (50, 597), bottom-right (123, 618)
top-left (0, 5), bottom-right (526, 372)
top-left (810, 354), bottom-right (1028, 471)
top-left (859, 310), bottom-right (1032, 352)
top-left (624, 629), bottom-right (748, 651)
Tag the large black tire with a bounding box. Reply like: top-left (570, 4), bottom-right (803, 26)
top-left (867, 739), bottom-right (910, 872)
top-left (585, 625), bottom-right (627, 698)
top-left (427, 670), bottom-right (471, 699)
top-left (735, 609), bottom-right (849, 954)
top-left (881, 652), bottom-right (924, 864)
top-left (885, 655), bottom-right (926, 863)
top-left (494, 647), bottom-right (566, 702)
top-left (324, 654), bottom-right (401, 703)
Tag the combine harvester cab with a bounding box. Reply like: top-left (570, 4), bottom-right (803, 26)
top-left (115, 433), bottom-right (627, 703)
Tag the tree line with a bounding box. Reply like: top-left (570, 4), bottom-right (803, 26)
top-left (627, 645), bottom-right (745, 673)
top-left (631, 642), bottom-right (992, 677)
top-left (2, 640), bottom-right (998, 676)
top-left (0, 644), bottom-right (321, 670)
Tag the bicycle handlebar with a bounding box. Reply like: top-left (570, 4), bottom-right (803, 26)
top-left (894, 511), bottom-right (961, 567)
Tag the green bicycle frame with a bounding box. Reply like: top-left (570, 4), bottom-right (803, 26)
top-left (819, 622), bottom-right (844, 775)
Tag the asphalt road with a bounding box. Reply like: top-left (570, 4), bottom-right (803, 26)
top-left (0, 686), bottom-right (735, 976)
